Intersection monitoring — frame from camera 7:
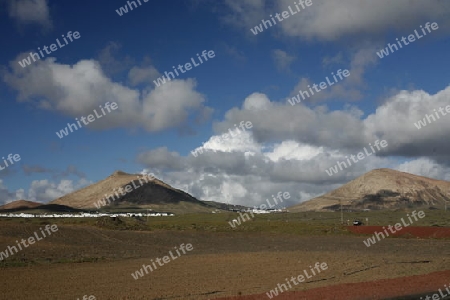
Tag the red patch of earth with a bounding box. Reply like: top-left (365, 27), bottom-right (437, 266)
top-left (216, 269), bottom-right (450, 300)
top-left (347, 226), bottom-right (450, 238)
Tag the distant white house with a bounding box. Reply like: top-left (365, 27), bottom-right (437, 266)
top-left (0, 212), bottom-right (174, 218)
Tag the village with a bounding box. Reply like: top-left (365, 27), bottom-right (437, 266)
top-left (0, 212), bottom-right (174, 218)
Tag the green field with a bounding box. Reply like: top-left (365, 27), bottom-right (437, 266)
top-left (3, 209), bottom-right (449, 235)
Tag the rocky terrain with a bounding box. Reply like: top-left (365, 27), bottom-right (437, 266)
top-left (289, 168), bottom-right (450, 212)
top-left (0, 200), bottom-right (41, 210)
top-left (50, 170), bottom-right (212, 213)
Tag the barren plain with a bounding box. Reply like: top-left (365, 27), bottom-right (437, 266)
top-left (0, 211), bottom-right (449, 299)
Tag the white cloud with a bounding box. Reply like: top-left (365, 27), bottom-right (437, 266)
top-left (136, 127), bottom-right (450, 207)
top-left (0, 178), bottom-right (90, 205)
top-left (8, 0), bottom-right (52, 29)
top-left (201, 130), bottom-right (260, 154)
top-left (264, 141), bottom-right (324, 162)
top-left (396, 158), bottom-right (450, 181)
top-left (277, 0), bottom-right (450, 41)
top-left (27, 178), bottom-right (89, 203)
top-left (128, 66), bottom-right (160, 86)
top-left (215, 85), bottom-right (450, 159)
top-left (15, 189), bottom-right (26, 200)
top-left (220, 0), bottom-right (450, 41)
top-left (0, 180), bottom-right (17, 205)
top-left (136, 125), bottom-right (395, 207)
top-left (363, 86), bottom-right (450, 156)
top-left (220, 180), bottom-right (248, 204)
top-left (242, 92), bottom-right (271, 111)
top-left (137, 147), bottom-right (184, 171)
top-left (3, 57), bottom-right (213, 133)
top-left (133, 84), bottom-right (450, 207)
top-left (73, 80), bottom-right (450, 207)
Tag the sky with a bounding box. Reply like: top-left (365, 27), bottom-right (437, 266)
top-left (0, 0), bottom-right (450, 208)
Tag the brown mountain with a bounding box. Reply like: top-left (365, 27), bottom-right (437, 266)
top-left (0, 200), bottom-right (41, 210)
top-left (289, 168), bottom-right (450, 212)
top-left (50, 171), bottom-right (213, 214)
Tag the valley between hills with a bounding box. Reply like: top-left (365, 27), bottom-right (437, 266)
top-left (1, 168), bottom-right (450, 299)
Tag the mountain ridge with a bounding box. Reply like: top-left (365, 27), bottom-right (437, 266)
top-left (50, 170), bottom-right (211, 214)
top-left (289, 168), bottom-right (450, 212)
top-left (0, 200), bottom-right (41, 210)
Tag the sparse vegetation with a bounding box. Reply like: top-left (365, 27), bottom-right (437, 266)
top-left (1, 209), bottom-right (449, 235)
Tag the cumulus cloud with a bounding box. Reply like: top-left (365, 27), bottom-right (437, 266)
top-left (363, 86), bottom-right (450, 157)
top-left (216, 86), bottom-right (450, 158)
top-left (97, 42), bottom-right (135, 76)
top-left (277, 0), bottom-right (450, 41)
top-left (396, 158), bottom-right (450, 181)
top-left (26, 179), bottom-right (90, 203)
top-left (7, 0), bottom-right (52, 29)
top-left (3, 56), bottom-right (213, 133)
top-left (136, 129), bottom-right (450, 207)
top-left (202, 130), bottom-right (259, 154)
top-left (137, 147), bottom-right (185, 171)
top-left (0, 177), bottom-right (91, 205)
top-left (128, 65), bottom-right (160, 86)
top-left (136, 136), bottom-right (396, 207)
top-left (219, 0), bottom-right (450, 41)
top-left (133, 84), bottom-right (450, 207)
top-left (0, 180), bottom-right (17, 205)
top-left (136, 117), bottom-right (396, 207)
top-left (216, 92), bottom-right (366, 149)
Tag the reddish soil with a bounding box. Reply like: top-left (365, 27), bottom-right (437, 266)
top-left (217, 269), bottom-right (450, 300)
top-left (347, 225), bottom-right (450, 238)
top-left (2, 221), bottom-right (450, 299)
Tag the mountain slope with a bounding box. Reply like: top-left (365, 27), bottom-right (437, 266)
top-left (0, 200), bottom-right (41, 210)
top-left (50, 171), bottom-right (211, 213)
top-left (289, 168), bottom-right (450, 212)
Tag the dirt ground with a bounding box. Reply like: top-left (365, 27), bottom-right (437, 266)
top-left (0, 221), bottom-right (450, 299)
top-left (217, 270), bottom-right (450, 300)
top-left (347, 225), bottom-right (450, 238)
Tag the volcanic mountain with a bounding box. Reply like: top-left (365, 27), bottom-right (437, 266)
top-left (0, 200), bottom-right (41, 210)
top-left (50, 171), bottom-right (213, 214)
top-left (289, 168), bottom-right (450, 212)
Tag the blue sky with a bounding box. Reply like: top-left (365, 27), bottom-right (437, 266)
top-left (1, 0), bottom-right (450, 207)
